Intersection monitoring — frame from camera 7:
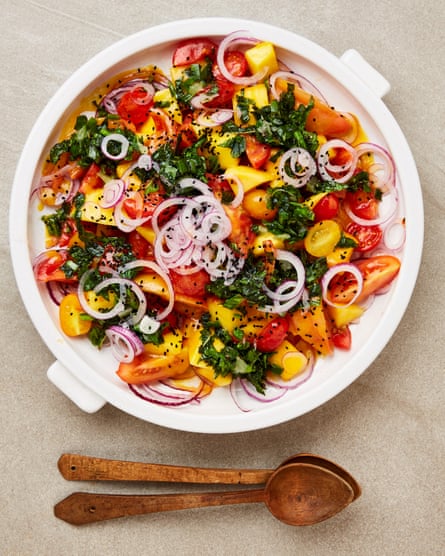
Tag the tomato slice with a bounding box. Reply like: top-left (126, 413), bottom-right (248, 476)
top-left (346, 222), bottom-right (382, 252)
top-left (117, 349), bottom-right (190, 385)
top-left (34, 249), bottom-right (70, 282)
top-left (117, 89), bottom-right (153, 127)
top-left (313, 193), bottom-right (339, 221)
top-left (331, 325), bottom-right (352, 350)
top-left (346, 189), bottom-right (379, 220)
top-left (328, 255), bottom-right (401, 304)
top-left (256, 317), bottom-right (289, 353)
top-left (172, 38), bottom-right (218, 66)
top-left (304, 219), bottom-right (342, 257)
top-left (128, 230), bottom-right (152, 260)
top-left (204, 77), bottom-right (235, 108)
top-left (79, 163), bottom-right (104, 194)
top-left (245, 135), bottom-right (271, 169)
top-left (59, 293), bottom-right (92, 337)
top-left (222, 50), bottom-right (248, 77)
top-left (170, 269), bottom-right (210, 298)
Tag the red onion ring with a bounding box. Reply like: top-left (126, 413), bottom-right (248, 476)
top-left (100, 179), bottom-right (125, 208)
top-left (278, 147), bottom-right (317, 187)
top-left (101, 133), bottom-right (130, 161)
top-left (383, 219), bottom-right (406, 252)
top-left (269, 70), bottom-right (329, 104)
top-left (216, 31), bottom-right (267, 86)
top-left (94, 276), bottom-right (147, 325)
top-left (77, 270), bottom-right (125, 320)
top-left (195, 109), bottom-right (234, 127)
top-left (105, 325), bottom-right (144, 363)
top-left (355, 142), bottom-right (396, 191)
top-left (317, 139), bottom-right (358, 183)
top-left (321, 263), bottom-right (364, 308)
top-left (261, 250), bottom-right (306, 313)
top-left (129, 380), bottom-right (204, 406)
top-left (120, 259), bottom-right (175, 322)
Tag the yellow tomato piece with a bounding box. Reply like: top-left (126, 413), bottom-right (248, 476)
top-left (327, 303), bottom-right (365, 328)
top-left (326, 232), bottom-right (357, 267)
top-left (242, 188), bottom-right (277, 221)
top-left (59, 293), bottom-right (92, 337)
top-left (144, 330), bottom-right (184, 356)
top-left (280, 351), bottom-right (308, 381)
top-left (304, 219), bottom-right (342, 257)
top-left (251, 232), bottom-right (285, 256)
top-left (84, 290), bottom-right (117, 312)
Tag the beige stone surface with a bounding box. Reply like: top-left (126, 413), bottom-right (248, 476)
top-left (1, 1), bottom-right (444, 554)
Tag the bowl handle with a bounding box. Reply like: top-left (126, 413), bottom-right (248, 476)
top-left (47, 360), bottom-right (106, 413)
top-left (340, 49), bottom-right (390, 98)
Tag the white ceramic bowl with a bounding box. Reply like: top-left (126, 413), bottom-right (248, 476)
top-left (10, 18), bottom-right (423, 433)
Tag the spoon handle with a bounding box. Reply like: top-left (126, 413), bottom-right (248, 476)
top-left (54, 489), bottom-right (266, 525)
top-left (58, 453), bottom-right (272, 485)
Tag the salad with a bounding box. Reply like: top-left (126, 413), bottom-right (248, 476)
top-left (32, 31), bottom-right (403, 409)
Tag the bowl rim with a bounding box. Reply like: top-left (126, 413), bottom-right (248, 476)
top-left (9, 17), bottom-right (424, 433)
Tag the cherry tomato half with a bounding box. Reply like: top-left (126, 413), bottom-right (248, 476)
top-left (346, 222), bottom-right (382, 252)
top-left (170, 269), bottom-right (210, 299)
top-left (331, 326), bottom-right (352, 350)
top-left (117, 89), bottom-right (153, 127)
top-left (117, 349), bottom-right (190, 385)
top-left (313, 193), bottom-right (339, 221)
top-left (346, 189), bottom-right (379, 220)
top-left (328, 255), bottom-right (401, 305)
top-left (256, 316), bottom-right (289, 353)
top-left (172, 38), bottom-right (218, 66)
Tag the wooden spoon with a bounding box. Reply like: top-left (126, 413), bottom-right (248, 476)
top-left (54, 462), bottom-right (355, 526)
top-left (57, 453), bottom-right (360, 498)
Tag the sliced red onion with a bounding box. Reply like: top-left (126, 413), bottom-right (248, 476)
top-left (105, 325), bottom-right (144, 363)
top-left (190, 90), bottom-right (219, 109)
top-left (101, 133), bottom-right (130, 161)
top-left (195, 109), bottom-right (234, 127)
top-left (94, 276), bottom-right (147, 325)
top-left (223, 171), bottom-right (245, 208)
top-left (266, 350), bottom-right (315, 390)
top-left (229, 378), bottom-right (287, 412)
top-left (100, 179), bottom-right (125, 208)
top-left (120, 259), bottom-right (174, 321)
top-left (177, 177), bottom-right (213, 196)
top-left (355, 142), bottom-right (396, 191)
top-left (216, 31), bottom-right (267, 86)
top-left (129, 82), bottom-right (155, 105)
top-left (321, 263), bottom-right (364, 308)
top-left (383, 219), bottom-right (406, 252)
top-left (46, 281), bottom-right (76, 306)
top-left (261, 250), bottom-right (305, 313)
top-left (129, 380), bottom-right (204, 406)
top-left (77, 270), bottom-right (125, 320)
top-left (278, 147), bottom-right (316, 187)
top-left (317, 139), bottom-right (358, 183)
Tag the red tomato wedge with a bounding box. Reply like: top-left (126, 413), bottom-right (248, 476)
top-left (313, 193), bottom-right (339, 221)
top-left (255, 317), bottom-right (289, 352)
top-left (346, 222), bottom-right (383, 252)
top-left (245, 135), bottom-right (271, 169)
top-left (117, 349), bottom-right (190, 385)
top-left (172, 38), bottom-right (218, 66)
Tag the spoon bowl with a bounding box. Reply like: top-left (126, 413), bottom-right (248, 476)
top-left (54, 462), bottom-right (355, 526)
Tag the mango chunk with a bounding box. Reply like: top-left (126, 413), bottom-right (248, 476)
top-left (207, 129), bottom-right (240, 169)
top-left (327, 303), bottom-right (364, 328)
top-left (224, 165), bottom-right (273, 194)
top-left (144, 330), bottom-right (184, 356)
top-left (153, 88), bottom-right (182, 124)
top-left (244, 42), bottom-right (279, 77)
top-left (80, 189), bottom-right (115, 226)
top-left (233, 83), bottom-right (269, 125)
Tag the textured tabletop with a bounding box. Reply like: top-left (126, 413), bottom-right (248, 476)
top-left (1, 1), bottom-right (444, 554)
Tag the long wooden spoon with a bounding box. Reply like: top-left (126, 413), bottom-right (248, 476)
top-left (54, 462), bottom-right (355, 526)
top-left (57, 452), bottom-right (360, 499)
